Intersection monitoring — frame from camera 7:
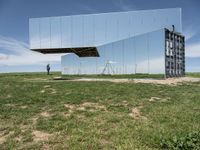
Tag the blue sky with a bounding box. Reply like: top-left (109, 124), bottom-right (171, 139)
top-left (0, 0), bottom-right (199, 73)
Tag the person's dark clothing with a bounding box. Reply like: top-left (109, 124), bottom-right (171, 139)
top-left (47, 64), bottom-right (50, 75)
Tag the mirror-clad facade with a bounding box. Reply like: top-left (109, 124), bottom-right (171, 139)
top-left (29, 8), bottom-right (185, 76)
top-left (61, 29), bottom-right (165, 74)
top-left (29, 8), bottom-right (182, 49)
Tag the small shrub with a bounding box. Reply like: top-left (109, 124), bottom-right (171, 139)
top-left (160, 131), bottom-right (200, 149)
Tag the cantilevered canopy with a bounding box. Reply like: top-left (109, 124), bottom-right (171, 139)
top-left (31, 47), bottom-right (99, 57)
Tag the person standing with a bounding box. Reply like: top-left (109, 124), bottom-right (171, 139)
top-left (46, 64), bottom-right (50, 75)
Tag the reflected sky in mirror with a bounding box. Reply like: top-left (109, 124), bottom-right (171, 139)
top-left (29, 8), bottom-right (181, 49)
top-left (61, 29), bottom-right (165, 74)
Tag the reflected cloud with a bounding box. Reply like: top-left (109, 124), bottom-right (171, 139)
top-left (136, 57), bottom-right (164, 74)
top-left (184, 25), bottom-right (197, 41)
top-left (0, 35), bottom-right (62, 66)
top-left (76, 3), bottom-right (99, 13)
top-left (112, 0), bottom-right (136, 11)
top-left (186, 42), bottom-right (200, 58)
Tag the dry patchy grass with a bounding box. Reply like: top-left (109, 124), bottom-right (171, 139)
top-left (0, 72), bottom-right (200, 149)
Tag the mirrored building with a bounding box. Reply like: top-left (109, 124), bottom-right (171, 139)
top-left (29, 8), bottom-right (185, 77)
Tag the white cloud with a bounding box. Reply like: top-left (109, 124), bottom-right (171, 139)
top-left (136, 57), bottom-right (165, 74)
top-left (0, 35), bottom-right (63, 66)
top-left (183, 24), bottom-right (200, 57)
top-left (112, 0), bottom-right (136, 11)
top-left (186, 42), bottom-right (200, 58)
top-left (108, 60), bottom-right (117, 64)
top-left (76, 4), bottom-right (99, 13)
top-left (184, 28), bottom-right (197, 41)
top-left (0, 36), bottom-right (29, 55)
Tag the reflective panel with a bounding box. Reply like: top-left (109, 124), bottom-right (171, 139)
top-left (71, 15), bottom-right (83, 47)
top-left (30, 8), bottom-right (182, 50)
top-left (83, 15), bottom-right (95, 46)
top-left (50, 17), bottom-right (61, 48)
top-left (97, 44), bottom-right (106, 74)
top-left (135, 34), bottom-right (148, 73)
top-left (106, 13), bottom-right (118, 43)
top-left (94, 14), bottom-right (106, 46)
top-left (29, 18), bottom-right (40, 49)
top-left (118, 12), bottom-right (130, 40)
top-left (29, 8), bottom-right (182, 75)
top-left (103, 43), bottom-right (114, 74)
top-left (124, 38), bottom-right (135, 74)
top-left (40, 18), bottom-right (50, 48)
top-left (112, 40), bottom-right (123, 74)
top-left (61, 16), bottom-right (71, 48)
top-left (61, 54), bottom-right (79, 74)
top-left (149, 29), bottom-right (165, 74)
top-left (61, 29), bottom-right (166, 75)
top-left (81, 57), bottom-right (97, 74)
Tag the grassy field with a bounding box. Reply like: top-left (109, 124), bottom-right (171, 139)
top-left (186, 72), bottom-right (200, 78)
top-left (61, 73), bottom-right (165, 79)
top-left (0, 72), bottom-right (200, 149)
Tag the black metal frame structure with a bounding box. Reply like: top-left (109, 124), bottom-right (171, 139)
top-left (165, 28), bottom-right (185, 78)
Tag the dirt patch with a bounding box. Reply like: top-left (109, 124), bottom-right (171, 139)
top-left (40, 90), bottom-right (45, 93)
top-left (40, 87), bottom-right (57, 94)
top-left (44, 85), bottom-right (51, 88)
top-left (100, 139), bottom-right (112, 146)
top-left (0, 131), bottom-right (14, 144)
top-left (64, 104), bottom-right (76, 112)
top-left (64, 102), bottom-right (107, 116)
top-left (32, 130), bottom-right (52, 142)
top-left (40, 111), bottom-right (51, 118)
top-left (49, 88), bottom-right (57, 94)
top-left (31, 116), bottom-right (39, 126)
top-left (63, 112), bottom-right (71, 117)
top-left (24, 78), bottom-right (48, 82)
top-left (0, 134), bottom-right (6, 144)
top-left (20, 105), bottom-right (28, 109)
top-left (30, 111), bottom-right (51, 125)
top-left (149, 97), bottom-right (170, 102)
top-left (132, 77), bottom-right (198, 85)
top-left (64, 104), bottom-right (76, 115)
top-left (4, 103), bottom-right (16, 107)
top-left (108, 100), bottom-right (130, 108)
top-left (21, 113), bottom-right (49, 132)
top-left (42, 144), bottom-right (50, 150)
top-left (14, 135), bottom-right (22, 142)
top-left (121, 100), bottom-right (129, 106)
top-left (76, 107), bottom-right (86, 111)
top-left (76, 114), bottom-right (85, 119)
top-left (20, 124), bottom-right (29, 133)
top-left (129, 106), bottom-right (147, 120)
top-left (43, 85), bottom-right (57, 94)
top-left (5, 104), bottom-right (28, 109)
top-left (72, 77), bottom-right (200, 85)
top-left (130, 77), bottom-right (200, 85)
top-left (81, 102), bottom-right (106, 111)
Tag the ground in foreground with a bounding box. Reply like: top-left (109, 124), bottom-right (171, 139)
top-left (0, 72), bottom-right (200, 149)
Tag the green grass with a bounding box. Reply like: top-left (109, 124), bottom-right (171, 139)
top-left (62, 73), bottom-right (165, 79)
top-left (0, 72), bottom-right (200, 149)
top-left (186, 72), bottom-right (200, 78)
